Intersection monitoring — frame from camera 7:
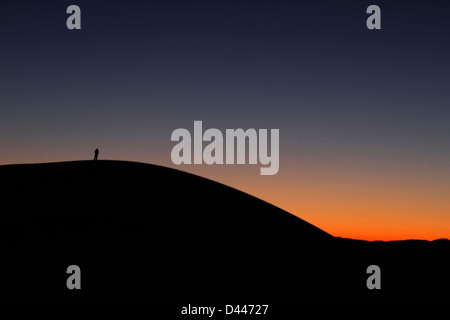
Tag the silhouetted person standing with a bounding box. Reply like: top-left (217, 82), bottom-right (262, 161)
top-left (94, 148), bottom-right (99, 161)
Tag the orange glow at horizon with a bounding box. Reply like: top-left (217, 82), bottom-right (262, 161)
top-left (1, 148), bottom-right (449, 242)
top-left (163, 158), bottom-right (450, 242)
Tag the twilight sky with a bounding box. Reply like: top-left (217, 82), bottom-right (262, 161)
top-left (1, 0), bottom-right (449, 240)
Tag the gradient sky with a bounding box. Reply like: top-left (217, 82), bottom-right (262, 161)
top-left (1, 0), bottom-right (449, 240)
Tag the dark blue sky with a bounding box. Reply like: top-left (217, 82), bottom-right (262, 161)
top-left (1, 0), bottom-right (449, 239)
top-left (1, 1), bottom-right (449, 153)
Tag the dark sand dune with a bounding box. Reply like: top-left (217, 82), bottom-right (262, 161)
top-left (0, 161), bottom-right (448, 299)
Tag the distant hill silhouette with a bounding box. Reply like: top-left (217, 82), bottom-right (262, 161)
top-left (0, 160), bottom-right (448, 299)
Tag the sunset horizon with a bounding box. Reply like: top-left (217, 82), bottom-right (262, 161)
top-left (1, 156), bottom-right (447, 242)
